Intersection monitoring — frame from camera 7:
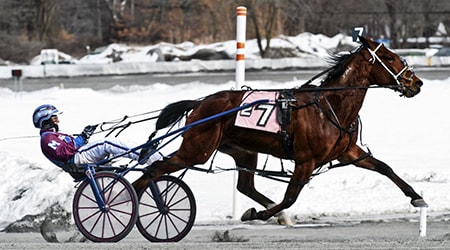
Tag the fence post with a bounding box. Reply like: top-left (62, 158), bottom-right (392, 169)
top-left (235, 6), bottom-right (247, 89)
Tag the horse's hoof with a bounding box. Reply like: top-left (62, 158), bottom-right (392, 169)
top-left (411, 198), bottom-right (428, 208)
top-left (241, 208), bottom-right (257, 221)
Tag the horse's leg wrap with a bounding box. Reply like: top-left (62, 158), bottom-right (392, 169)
top-left (268, 203), bottom-right (293, 227)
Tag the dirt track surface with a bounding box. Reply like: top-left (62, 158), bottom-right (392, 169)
top-left (1, 215), bottom-right (450, 250)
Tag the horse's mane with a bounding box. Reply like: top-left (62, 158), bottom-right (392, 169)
top-left (324, 46), bottom-right (363, 81)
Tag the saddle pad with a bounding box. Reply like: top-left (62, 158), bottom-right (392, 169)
top-left (234, 91), bottom-right (280, 133)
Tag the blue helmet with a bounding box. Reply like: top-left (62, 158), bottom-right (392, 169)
top-left (32, 104), bottom-right (60, 129)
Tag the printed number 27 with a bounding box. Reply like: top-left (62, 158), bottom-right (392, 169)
top-left (240, 103), bottom-right (275, 127)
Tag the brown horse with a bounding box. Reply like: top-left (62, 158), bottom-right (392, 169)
top-left (133, 36), bottom-right (427, 223)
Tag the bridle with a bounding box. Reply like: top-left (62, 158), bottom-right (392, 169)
top-left (366, 43), bottom-right (415, 90)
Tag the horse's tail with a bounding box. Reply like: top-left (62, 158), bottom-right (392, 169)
top-left (156, 100), bottom-right (200, 130)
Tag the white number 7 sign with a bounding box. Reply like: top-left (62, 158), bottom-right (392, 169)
top-left (352, 27), bottom-right (366, 42)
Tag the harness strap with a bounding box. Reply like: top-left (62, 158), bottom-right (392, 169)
top-left (276, 90), bottom-right (297, 159)
top-left (366, 43), bottom-right (409, 87)
top-left (313, 93), bottom-right (342, 130)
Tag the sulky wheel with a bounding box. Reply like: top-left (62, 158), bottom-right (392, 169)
top-left (72, 172), bottom-right (138, 242)
top-left (137, 175), bottom-right (196, 242)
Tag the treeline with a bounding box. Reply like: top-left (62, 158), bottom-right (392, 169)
top-left (0, 0), bottom-right (448, 63)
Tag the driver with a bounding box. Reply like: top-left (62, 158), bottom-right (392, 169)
top-left (32, 104), bottom-right (161, 178)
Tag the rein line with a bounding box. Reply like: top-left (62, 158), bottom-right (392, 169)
top-left (242, 84), bottom-right (400, 93)
top-left (100, 114), bottom-right (160, 137)
top-left (94, 109), bottom-right (162, 137)
top-left (295, 84), bottom-right (400, 92)
top-left (0, 110), bottom-right (162, 142)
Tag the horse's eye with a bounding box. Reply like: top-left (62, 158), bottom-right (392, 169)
top-left (385, 56), bottom-right (394, 62)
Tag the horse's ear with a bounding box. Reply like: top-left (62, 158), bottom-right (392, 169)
top-left (358, 36), bottom-right (371, 47)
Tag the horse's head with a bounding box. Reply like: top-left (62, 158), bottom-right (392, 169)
top-left (359, 36), bottom-right (423, 98)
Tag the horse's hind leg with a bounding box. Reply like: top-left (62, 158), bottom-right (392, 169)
top-left (339, 145), bottom-right (427, 207)
top-left (219, 145), bottom-right (293, 226)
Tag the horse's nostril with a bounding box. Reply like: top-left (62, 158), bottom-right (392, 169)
top-left (415, 81), bottom-right (423, 87)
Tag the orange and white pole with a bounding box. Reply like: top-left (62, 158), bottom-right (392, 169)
top-left (235, 6), bottom-right (247, 88)
top-left (232, 6), bottom-right (246, 220)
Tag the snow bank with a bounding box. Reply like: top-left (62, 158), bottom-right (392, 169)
top-left (1, 32), bottom-right (446, 79)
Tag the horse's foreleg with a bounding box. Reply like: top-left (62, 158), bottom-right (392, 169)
top-left (220, 147), bottom-right (275, 207)
top-left (238, 170), bottom-right (293, 224)
top-left (237, 163), bottom-right (294, 225)
top-left (339, 145), bottom-right (427, 207)
top-left (241, 162), bottom-right (313, 222)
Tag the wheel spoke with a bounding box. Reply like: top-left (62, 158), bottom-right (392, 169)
top-left (87, 211), bottom-right (103, 235)
top-left (143, 212), bottom-right (162, 231)
top-left (167, 210), bottom-right (189, 225)
top-left (166, 213), bottom-right (182, 235)
top-left (105, 211), bottom-right (117, 237)
top-left (80, 192), bottom-right (97, 204)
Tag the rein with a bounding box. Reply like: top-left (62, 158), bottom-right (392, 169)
top-left (95, 110), bottom-right (162, 137)
top-left (0, 111), bottom-right (161, 143)
top-left (297, 85), bottom-right (400, 92)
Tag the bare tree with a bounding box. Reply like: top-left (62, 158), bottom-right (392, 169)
top-left (34, 0), bottom-right (59, 42)
top-left (281, 0), bottom-right (314, 35)
top-left (241, 0), bottom-right (280, 58)
top-left (0, 0), bottom-right (449, 63)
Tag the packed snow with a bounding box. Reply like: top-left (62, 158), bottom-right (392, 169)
top-left (0, 32), bottom-right (449, 231)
